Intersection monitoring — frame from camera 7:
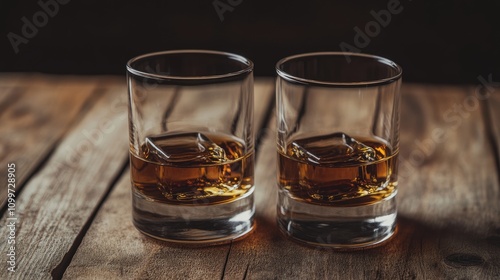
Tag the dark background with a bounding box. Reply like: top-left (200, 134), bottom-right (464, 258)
top-left (1, 0), bottom-right (499, 83)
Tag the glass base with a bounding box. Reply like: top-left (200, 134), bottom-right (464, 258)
top-left (132, 188), bottom-right (255, 245)
top-left (277, 189), bottom-right (397, 249)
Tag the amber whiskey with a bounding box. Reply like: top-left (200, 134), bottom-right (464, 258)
top-left (278, 133), bottom-right (398, 207)
top-left (131, 132), bottom-right (254, 205)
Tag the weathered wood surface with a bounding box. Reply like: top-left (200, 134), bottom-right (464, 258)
top-left (62, 78), bottom-right (276, 280)
top-left (222, 84), bottom-right (500, 279)
top-left (1, 75), bottom-right (499, 279)
top-left (0, 76), bottom-right (129, 279)
top-left (485, 87), bottom-right (500, 174)
top-left (0, 75), bottom-right (101, 209)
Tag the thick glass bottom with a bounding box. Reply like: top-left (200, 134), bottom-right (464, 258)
top-left (132, 187), bottom-right (255, 245)
top-left (277, 189), bottom-right (397, 249)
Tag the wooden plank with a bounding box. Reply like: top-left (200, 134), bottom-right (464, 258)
top-left (395, 84), bottom-right (499, 279)
top-left (254, 77), bottom-right (275, 133)
top-left (222, 84), bottom-right (500, 279)
top-left (133, 76), bottom-right (273, 136)
top-left (485, 86), bottom-right (500, 170)
top-left (0, 73), bottom-right (34, 88)
top-left (0, 82), bottom-right (129, 279)
top-left (0, 73), bottom-right (29, 105)
top-left (62, 170), bottom-right (230, 280)
top-left (397, 85), bottom-right (500, 233)
top-left (63, 78), bottom-right (275, 279)
top-left (0, 75), bottom-right (100, 209)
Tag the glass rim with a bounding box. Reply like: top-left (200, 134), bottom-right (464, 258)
top-left (126, 49), bottom-right (254, 81)
top-left (276, 52), bottom-right (402, 87)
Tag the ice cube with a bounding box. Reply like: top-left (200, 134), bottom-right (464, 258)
top-left (144, 132), bottom-right (227, 164)
top-left (288, 132), bottom-right (376, 164)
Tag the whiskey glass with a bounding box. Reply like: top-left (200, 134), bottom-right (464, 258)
top-left (127, 50), bottom-right (255, 244)
top-left (276, 52), bottom-right (402, 248)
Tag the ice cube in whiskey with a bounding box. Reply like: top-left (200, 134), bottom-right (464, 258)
top-left (131, 132), bottom-right (254, 205)
top-left (278, 133), bottom-right (398, 207)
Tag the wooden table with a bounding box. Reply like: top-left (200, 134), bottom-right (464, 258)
top-left (1, 74), bottom-right (499, 279)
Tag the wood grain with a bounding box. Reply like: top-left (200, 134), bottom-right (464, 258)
top-left (62, 170), bottom-right (231, 280)
top-left (62, 79), bottom-right (275, 279)
top-left (485, 87), bottom-right (500, 174)
top-left (0, 75), bottom-right (100, 209)
top-left (222, 84), bottom-right (500, 279)
top-left (2, 75), bottom-right (499, 279)
top-left (254, 77), bottom-right (275, 132)
top-left (396, 84), bottom-right (500, 279)
top-left (0, 81), bottom-right (129, 279)
top-left (0, 73), bottom-right (33, 88)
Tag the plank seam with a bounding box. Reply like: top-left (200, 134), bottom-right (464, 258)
top-left (220, 241), bottom-right (233, 280)
top-left (242, 263), bottom-right (250, 280)
top-left (480, 94), bottom-right (500, 187)
top-left (0, 87), bottom-right (105, 212)
top-left (255, 85), bottom-right (276, 157)
top-left (50, 157), bottom-right (129, 279)
top-left (0, 87), bottom-right (25, 119)
top-left (220, 81), bottom-right (273, 280)
top-left (0, 142), bottom-right (57, 218)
